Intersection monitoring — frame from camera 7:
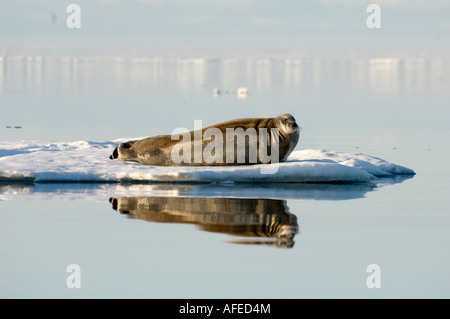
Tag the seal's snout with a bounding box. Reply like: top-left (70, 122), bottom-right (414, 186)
top-left (286, 117), bottom-right (299, 133)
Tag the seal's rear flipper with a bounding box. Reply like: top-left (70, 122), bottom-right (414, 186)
top-left (109, 197), bottom-right (118, 210)
top-left (110, 140), bottom-right (138, 160)
top-left (120, 140), bottom-right (137, 149)
top-left (110, 146), bottom-right (119, 160)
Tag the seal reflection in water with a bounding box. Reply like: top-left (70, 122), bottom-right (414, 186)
top-left (109, 196), bottom-right (299, 248)
top-left (109, 113), bottom-right (299, 166)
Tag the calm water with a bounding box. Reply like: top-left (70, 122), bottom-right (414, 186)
top-left (1, 54), bottom-right (450, 298)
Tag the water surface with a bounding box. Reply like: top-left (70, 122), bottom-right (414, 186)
top-left (1, 53), bottom-right (449, 298)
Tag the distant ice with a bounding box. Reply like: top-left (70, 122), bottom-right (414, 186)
top-left (0, 139), bottom-right (415, 184)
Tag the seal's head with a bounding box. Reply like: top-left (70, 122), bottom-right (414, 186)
top-left (273, 113), bottom-right (300, 161)
top-left (274, 113), bottom-right (299, 136)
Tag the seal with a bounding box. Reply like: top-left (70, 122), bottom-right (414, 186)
top-left (109, 113), bottom-right (299, 166)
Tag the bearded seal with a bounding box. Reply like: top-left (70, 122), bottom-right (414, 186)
top-left (109, 113), bottom-right (299, 166)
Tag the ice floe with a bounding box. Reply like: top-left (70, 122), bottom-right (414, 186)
top-left (0, 139), bottom-right (415, 184)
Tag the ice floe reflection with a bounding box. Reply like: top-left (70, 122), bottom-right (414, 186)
top-left (0, 176), bottom-right (414, 249)
top-left (0, 176), bottom-right (414, 202)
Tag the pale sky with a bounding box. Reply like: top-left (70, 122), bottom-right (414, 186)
top-left (0, 0), bottom-right (449, 56)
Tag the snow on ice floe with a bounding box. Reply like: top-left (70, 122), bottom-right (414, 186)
top-left (0, 139), bottom-right (415, 184)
